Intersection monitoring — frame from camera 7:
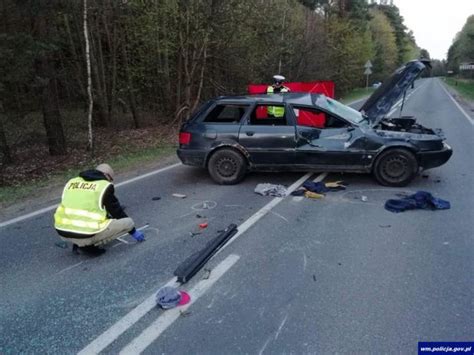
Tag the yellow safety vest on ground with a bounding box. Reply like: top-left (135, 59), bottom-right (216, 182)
top-left (267, 86), bottom-right (289, 117)
top-left (54, 177), bottom-right (112, 235)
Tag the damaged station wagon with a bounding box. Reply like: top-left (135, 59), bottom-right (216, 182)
top-left (177, 60), bottom-right (452, 186)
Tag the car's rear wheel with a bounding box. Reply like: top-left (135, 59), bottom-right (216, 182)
top-left (373, 148), bottom-right (418, 187)
top-left (207, 148), bottom-right (247, 185)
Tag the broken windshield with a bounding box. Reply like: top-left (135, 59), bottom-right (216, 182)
top-left (314, 95), bottom-right (365, 124)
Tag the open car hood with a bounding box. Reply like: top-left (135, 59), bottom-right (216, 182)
top-left (360, 60), bottom-right (429, 125)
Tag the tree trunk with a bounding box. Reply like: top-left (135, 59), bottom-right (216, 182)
top-left (39, 63), bottom-right (67, 156)
top-left (122, 42), bottom-right (141, 128)
top-left (36, 12), bottom-right (66, 156)
top-left (84, 0), bottom-right (93, 153)
top-left (89, 17), bottom-right (108, 127)
top-left (0, 107), bottom-right (12, 165)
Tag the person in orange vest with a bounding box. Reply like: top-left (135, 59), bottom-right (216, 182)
top-left (54, 163), bottom-right (145, 256)
top-left (267, 75), bottom-right (290, 117)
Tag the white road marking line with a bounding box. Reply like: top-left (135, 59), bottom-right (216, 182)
top-left (0, 163), bottom-right (182, 228)
top-left (78, 277), bottom-right (179, 355)
top-left (119, 254), bottom-right (241, 354)
top-left (259, 336), bottom-right (273, 355)
top-left (437, 79), bottom-right (474, 126)
top-left (274, 313), bottom-right (289, 340)
top-left (79, 172), bottom-right (318, 353)
top-left (270, 210), bottom-right (289, 223)
top-left (214, 172), bottom-right (320, 256)
top-left (55, 261), bottom-right (84, 275)
top-left (116, 237), bottom-right (130, 245)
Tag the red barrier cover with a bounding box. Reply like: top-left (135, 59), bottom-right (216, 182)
top-left (247, 81), bottom-right (334, 127)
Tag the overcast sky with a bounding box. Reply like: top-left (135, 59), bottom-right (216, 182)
top-left (393, 0), bottom-right (473, 60)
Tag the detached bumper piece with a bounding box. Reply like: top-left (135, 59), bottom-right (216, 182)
top-left (417, 143), bottom-right (453, 170)
top-left (174, 224), bottom-right (238, 284)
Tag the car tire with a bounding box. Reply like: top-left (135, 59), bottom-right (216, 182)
top-left (207, 148), bottom-right (247, 185)
top-left (373, 148), bottom-right (418, 187)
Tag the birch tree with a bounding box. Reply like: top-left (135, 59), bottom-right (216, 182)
top-left (84, 0), bottom-right (94, 152)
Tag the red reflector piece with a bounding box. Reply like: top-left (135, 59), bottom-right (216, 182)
top-left (179, 132), bottom-right (191, 145)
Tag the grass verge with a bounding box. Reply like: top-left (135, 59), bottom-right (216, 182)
top-left (444, 77), bottom-right (474, 101)
top-left (0, 145), bottom-right (176, 208)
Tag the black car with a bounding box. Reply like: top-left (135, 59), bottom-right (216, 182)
top-left (177, 60), bottom-right (452, 186)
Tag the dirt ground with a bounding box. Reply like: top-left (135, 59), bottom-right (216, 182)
top-left (0, 125), bottom-right (179, 219)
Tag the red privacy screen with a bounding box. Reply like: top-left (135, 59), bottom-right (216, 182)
top-left (247, 81), bottom-right (335, 128)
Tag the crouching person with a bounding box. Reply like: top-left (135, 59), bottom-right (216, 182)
top-left (54, 163), bottom-right (145, 256)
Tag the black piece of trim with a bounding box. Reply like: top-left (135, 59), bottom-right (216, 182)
top-left (174, 224), bottom-right (238, 284)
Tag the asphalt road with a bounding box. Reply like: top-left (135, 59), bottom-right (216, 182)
top-left (0, 78), bottom-right (472, 354)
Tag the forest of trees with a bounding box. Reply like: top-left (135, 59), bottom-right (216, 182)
top-left (0, 0), bottom-right (421, 167)
top-left (447, 15), bottom-right (474, 77)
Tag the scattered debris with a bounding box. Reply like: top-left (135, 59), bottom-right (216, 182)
top-left (189, 232), bottom-right (201, 238)
top-left (192, 200), bottom-right (217, 211)
top-left (180, 310), bottom-right (192, 317)
top-left (254, 183), bottom-right (287, 197)
top-left (385, 191), bottom-right (450, 213)
top-left (395, 193), bottom-right (410, 198)
top-left (199, 222), bottom-right (208, 229)
top-left (361, 195), bottom-right (368, 202)
top-left (202, 268), bottom-right (211, 280)
top-left (338, 262), bottom-right (342, 266)
top-left (379, 224), bottom-right (391, 228)
top-left (152, 196), bottom-right (161, 201)
top-left (156, 286), bottom-right (191, 309)
top-left (312, 275), bottom-right (317, 282)
top-left (304, 191), bottom-right (324, 199)
top-left (174, 224), bottom-right (238, 283)
top-left (291, 189), bottom-right (306, 196)
top-left (292, 180), bottom-right (346, 199)
top-left (55, 241), bottom-right (68, 249)
top-left (435, 179), bottom-right (441, 183)
top-left (172, 193), bottom-right (187, 199)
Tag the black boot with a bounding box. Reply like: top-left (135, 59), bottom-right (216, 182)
top-left (77, 245), bottom-right (106, 256)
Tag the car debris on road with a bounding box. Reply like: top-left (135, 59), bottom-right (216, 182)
top-left (384, 191), bottom-right (450, 213)
top-left (254, 183), bottom-right (287, 197)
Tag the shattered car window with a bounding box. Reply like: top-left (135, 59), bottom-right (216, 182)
top-left (314, 95), bottom-right (365, 124)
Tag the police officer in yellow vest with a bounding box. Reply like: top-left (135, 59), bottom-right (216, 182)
top-left (54, 163), bottom-right (145, 255)
top-left (267, 74), bottom-right (290, 117)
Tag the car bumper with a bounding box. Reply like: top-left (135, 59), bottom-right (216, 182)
top-left (177, 148), bottom-right (208, 167)
top-left (417, 143), bottom-right (452, 170)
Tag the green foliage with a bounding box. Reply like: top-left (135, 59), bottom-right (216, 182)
top-left (1, 0), bottom-right (423, 164)
top-left (445, 78), bottom-right (474, 101)
top-left (369, 8), bottom-right (397, 81)
top-left (447, 15), bottom-right (474, 77)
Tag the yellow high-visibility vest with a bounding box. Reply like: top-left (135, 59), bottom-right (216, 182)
top-left (267, 86), bottom-right (289, 117)
top-left (54, 177), bottom-right (111, 235)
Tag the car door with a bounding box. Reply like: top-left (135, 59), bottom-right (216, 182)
top-left (291, 106), bottom-right (367, 168)
top-left (238, 103), bottom-right (296, 166)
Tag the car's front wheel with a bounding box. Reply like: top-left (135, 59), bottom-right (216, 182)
top-left (207, 148), bottom-right (247, 185)
top-left (373, 148), bottom-right (418, 187)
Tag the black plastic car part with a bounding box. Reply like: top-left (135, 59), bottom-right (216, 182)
top-left (174, 224), bottom-right (238, 284)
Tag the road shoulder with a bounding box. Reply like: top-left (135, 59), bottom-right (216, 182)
top-left (0, 153), bottom-right (180, 223)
